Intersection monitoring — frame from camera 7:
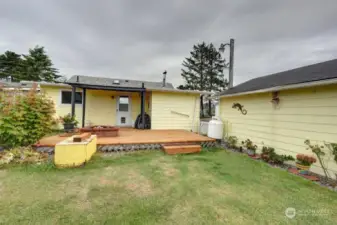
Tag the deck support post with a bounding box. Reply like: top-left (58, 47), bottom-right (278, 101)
top-left (71, 86), bottom-right (76, 118)
top-left (140, 83), bottom-right (146, 129)
top-left (82, 88), bottom-right (86, 128)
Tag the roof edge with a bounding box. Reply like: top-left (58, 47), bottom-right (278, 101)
top-left (22, 81), bottom-right (70, 88)
top-left (149, 87), bottom-right (211, 95)
top-left (220, 78), bottom-right (337, 98)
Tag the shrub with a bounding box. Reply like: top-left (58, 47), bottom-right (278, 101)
top-left (325, 143), bottom-right (337, 164)
top-left (242, 139), bottom-right (257, 152)
top-left (305, 139), bottom-right (329, 178)
top-left (296, 154), bottom-right (316, 166)
top-left (261, 146), bottom-right (295, 165)
top-left (227, 136), bottom-right (238, 149)
top-left (0, 86), bottom-right (56, 147)
top-left (0, 146), bottom-right (48, 167)
top-left (324, 142), bottom-right (337, 180)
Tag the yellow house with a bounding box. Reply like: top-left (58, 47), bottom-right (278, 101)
top-left (219, 59), bottom-right (337, 176)
top-left (34, 75), bottom-right (207, 132)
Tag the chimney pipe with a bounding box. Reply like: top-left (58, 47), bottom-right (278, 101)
top-left (76, 75), bottom-right (79, 83)
top-left (162, 70), bottom-right (167, 87)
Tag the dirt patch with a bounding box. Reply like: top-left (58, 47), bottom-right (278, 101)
top-left (104, 166), bottom-right (113, 171)
top-left (166, 201), bottom-right (193, 224)
top-left (0, 182), bottom-right (3, 195)
top-left (99, 176), bottom-right (118, 186)
top-left (164, 167), bottom-right (178, 177)
top-left (150, 157), bottom-right (178, 177)
top-left (208, 186), bottom-right (232, 196)
top-left (0, 170), bottom-right (7, 178)
top-left (159, 162), bottom-right (178, 177)
top-left (124, 170), bottom-right (153, 197)
top-left (76, 186), bottom-right (91, 210)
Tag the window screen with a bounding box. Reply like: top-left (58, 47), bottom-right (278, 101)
top-left (61, 91), bottom-right (82, 104)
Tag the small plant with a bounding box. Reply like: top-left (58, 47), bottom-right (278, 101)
top-left (305, 140), bottom-right (329, 178)
top-left (325, 142), bottom-right (337, 181)
top-left (60, 113), bottom-right (78, 131)
top-left (261, 146), bottom-right (294, 165)
top-left (60, 113), bottom-right (78, 126)
top-left (296, 154), bottom-right (317, 166)
top-left (242, 139), bottom-right (257, 155)
top-left (227, 136), bottom-right (238, 149)
top-left (242, 139), bottom-right (257, 150)
top-left (325, 143), bottom-right (337, 163)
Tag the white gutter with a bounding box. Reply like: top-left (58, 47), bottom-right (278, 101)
top-left (220, 78), bottom-right (337, 98)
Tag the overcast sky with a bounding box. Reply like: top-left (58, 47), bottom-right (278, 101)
top-left (1, 0), bottom-right (337, 87)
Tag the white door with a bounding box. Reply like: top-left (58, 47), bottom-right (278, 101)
top-left (116, 96), bottom-right (132, 126)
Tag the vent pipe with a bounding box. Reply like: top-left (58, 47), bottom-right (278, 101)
top-left (162, 70), bottom-right (167, 87)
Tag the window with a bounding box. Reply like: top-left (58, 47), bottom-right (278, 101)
top-left (118, 96), bottom-right (129, 112)
top-left (61, 91), bottom-right (82, 104)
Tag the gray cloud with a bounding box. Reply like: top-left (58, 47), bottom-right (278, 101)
top-left (1, 0), bottom-right (337, 86)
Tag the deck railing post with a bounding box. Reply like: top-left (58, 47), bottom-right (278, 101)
top-left (71, 86), bottom-right (76, 118)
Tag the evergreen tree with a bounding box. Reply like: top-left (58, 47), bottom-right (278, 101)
top-left (0, 51), bottom-right (23, 82)
top-left (205, 43), bottom-right (227, 114)
top-left (179, 42), bottom-right (227, 117)
top-left (21, 46), bottom-right (60, 82)
top-left (0, 46), bottom-right (61, 82)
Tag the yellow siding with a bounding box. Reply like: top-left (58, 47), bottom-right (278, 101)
top-left (41, 86), bottom-right (149, 127)
top-left (220, 84), bottom-right (337, 176)
top-left (85, 90), bottom-right (149, 126)
top-left (151, 91), bottom-right (200, 131)
top-left (41, 86), bottom-right (83, 127)
top-left (85, 90), bottom-right (116, 126)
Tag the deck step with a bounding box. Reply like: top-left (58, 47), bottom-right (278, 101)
top-left (163, 144), bottom-right (201, 155)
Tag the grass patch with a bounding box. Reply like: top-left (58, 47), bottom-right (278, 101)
top-left (0, 149), bottom-right (336, 224)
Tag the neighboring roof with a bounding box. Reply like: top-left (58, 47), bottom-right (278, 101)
top-left (67, 75), bottom-right (174, 89)
top-left (149, 87), bottom-right (211, 95)
top-left (22, 81), bottom-right (70, 88)
top-left (0, 81), bottom-right (38, 90)
top-left (220, 58), bottom-right (337, 97)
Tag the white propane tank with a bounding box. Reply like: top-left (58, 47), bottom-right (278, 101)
top-left (207, 117), bottom-right (223, 139)
top-left (199, 121), bottom-right (209, 135)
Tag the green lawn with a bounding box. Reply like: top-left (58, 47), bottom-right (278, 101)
top-left (0, 149), bottom-right (336, 225)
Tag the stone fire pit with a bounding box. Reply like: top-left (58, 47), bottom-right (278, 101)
top-left (79, 126), bottom-right (119, 137)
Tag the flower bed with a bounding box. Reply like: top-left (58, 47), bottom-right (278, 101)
top-left (79, 126), bottom-right (119, 137)
top-left (221, 141), bottom-right (337, 192)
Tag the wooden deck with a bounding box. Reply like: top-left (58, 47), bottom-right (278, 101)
top-left (36, 129), bottom-right (215, 147)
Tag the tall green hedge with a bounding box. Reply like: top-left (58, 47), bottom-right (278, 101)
top-left (0, 87), bottom-right (56, 147)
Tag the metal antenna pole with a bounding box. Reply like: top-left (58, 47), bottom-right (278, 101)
top-left (228, 39), bottom-right (234, 88)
